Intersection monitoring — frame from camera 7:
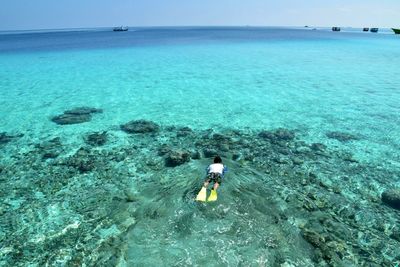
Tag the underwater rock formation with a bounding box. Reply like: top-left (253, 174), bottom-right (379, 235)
top-left (158, 144), bottom-right (172, 156)
top-left (310, 143), bottom-right (326, 151)
top-left (203, 148), bottom-right (218, 158)
top-left (165, 149), bottom-right (191, 167)
top-left (176, 126), bottom-right (193, 137)
top-left (191, 150), bottom-right (201, 160)
top-left (0, 132), bottom-right (23, 145)
top-left (326, 131), bottom-right (359, 142)
top-left (35, 137), bottom-right (63, 159)
top-left (85, 131), bottom-right (108, 146)
top-left (259, 128), bottom-right (295, 143)
top-left (51, 113), bottom-right (91, 125)
top-left (64, 147), bottom-right (96, 172)
top-left (1, 124), bottom-right (399, 266)
top-left (382, 189), bottom-right (400, 210)
top-left (120, 120), bottom-right (160, 134)
top-left (51, 107), bottom-right (102, 125)
top-left (64, 107), bottom-right (103, 115)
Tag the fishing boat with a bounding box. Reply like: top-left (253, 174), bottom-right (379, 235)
top-left (370, 28), bottom-right (379, 33)
top-left (363, 28), bottom-right (369, 32)
top-left (392, 28), bottom-right (400, 34)
top-left (332, 27), bottom-right (341, 32)
top-left (113, 26), bottom-right (128, 32)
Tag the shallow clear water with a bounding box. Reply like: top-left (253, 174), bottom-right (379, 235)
top-left (1, 27), bottom-right (400, 266)
top-left (1, 28), bottom-right (400, 161)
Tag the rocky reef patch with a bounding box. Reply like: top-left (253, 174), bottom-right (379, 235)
top-left (0, 132), bottom-right (23, 145)
top-left (1, 121), bottom-right (399, 266)
top-left (35, 137), bottom-right (64, 159)
top-left (382, 189), bottom-right (400, 210)
top-left (164, 149), bottom-right (191, 167)
top-left (51, 107), bottom-right (103, 125)
top-left (326, 131), bottom-right (360, 142)
top-left (120, 119), bottom-right (160, 134)
top-left (85, 131), bottom-right (108, 146)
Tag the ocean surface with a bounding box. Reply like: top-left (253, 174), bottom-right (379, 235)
top-left (1, 27), bottom-right (400, 266)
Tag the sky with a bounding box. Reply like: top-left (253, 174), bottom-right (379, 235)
top-left (0, 0), bottom-right (399, 31)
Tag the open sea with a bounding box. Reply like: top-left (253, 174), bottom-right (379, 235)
top-left (1, 27), bottom-right (399, 266)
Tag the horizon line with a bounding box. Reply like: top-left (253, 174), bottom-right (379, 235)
top-left (0, 24), bottom-right (394, 33)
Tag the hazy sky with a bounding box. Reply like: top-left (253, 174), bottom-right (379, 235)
top-left (1, 0), bottom-right (399, 31)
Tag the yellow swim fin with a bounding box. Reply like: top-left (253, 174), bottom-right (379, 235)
top-left (207, 189), bottom-right (217, 202)
top-left (196, 187), bottom-right (207, 202)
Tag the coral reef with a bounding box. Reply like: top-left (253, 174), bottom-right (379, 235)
top-left (51, 107), bottom-right (103, 125)
top-left (382, 189), bottom-right (400, 210)
top-left (165, 149), bottom-right (191, 167)
top-left (0, 132), bottom-right (23, 145)
top-left (120, 120), bottom-right (160, 134)
top-left (326, 131), bottom-right (360, 142)
top-left (35, 137), bottom-right (63, 159)
top-left (85, 131), bottom-right (108, 146)
top-left (64, 107), bottom-right (103, 115)
top-left (1, 121), bottom-right (399, 266)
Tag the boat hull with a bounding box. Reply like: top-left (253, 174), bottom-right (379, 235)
top-left (392, 28), bottom-right (400, 34)
top-left (113, 27), bottom-right (128, 32)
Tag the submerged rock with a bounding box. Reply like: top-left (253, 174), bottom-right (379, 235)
top-left (310, 143), bottom-right (326, 151)
top-left (0, 132), bottom-right (23, 145)
top-left (51, 107), bottom-right (102, 125)
top-left (390, 228), bottom-right (400, 242)
top-left (232, 153), bottom-right (242, 161)
top-left (64, 107), bottom-right (103, 115)
top-left (0, 132), bottom-right (14, 144)
top-left (259, 128), bottom-right (295, 142)
top-left (274, 128), bottom-right (296, 141)
top-left (212, 133), bottom-right (232, 143)
top-left (85, 131), bottom-right (108, 146)
top-left (120, 120), bottom-right (160, 134)
top-left (158, 144), bottom-right (172, 156)
top-left (381, 189), bottom-right (400, 210)
top-left (52, 113), bottom-right (92, 125)
top-left (203, 148), bottom-right (218, 158)
top-left (191, 150), bottom-right (201, 160)
top-left (65, 147), bottom-right (96, 172)
top-left (326, 131), bottom-right (359, 142)
top-left (165, 149), bottom-right (190, 167)
top-left (301, 229), bottom-right (325, 248)
top-left (176, 127), bottom-right (193, 137)
top-left (36, 137), bottom-right (63, 159)
top-left (292, 157), bottom-right (304, 165)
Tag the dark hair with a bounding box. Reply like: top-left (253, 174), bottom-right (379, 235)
top-left (214, 155), bottom-right (222, 163)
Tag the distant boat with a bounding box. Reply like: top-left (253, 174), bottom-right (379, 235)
top-left (363, 28), bottom-right (369, 32)
top-left (113, 26), bottom-right (128, 32)
top-left (392, 28), bottom-right (400, 34)
top-left (332, 27), bottom-right (341, 32)
top-left (370, 28), bottom-right (379, 33)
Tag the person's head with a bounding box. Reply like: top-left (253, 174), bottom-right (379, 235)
top-left (213, 155), bottom-right (222, 164)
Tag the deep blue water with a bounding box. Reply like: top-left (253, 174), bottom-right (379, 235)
top-left (0, 27), bottom-right (396, 53)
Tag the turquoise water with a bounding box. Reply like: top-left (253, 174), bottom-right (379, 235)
top-left (1, 28), bottom-right (400, 266)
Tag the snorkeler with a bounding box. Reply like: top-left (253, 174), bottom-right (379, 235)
top-left (196, 155), bottom-right (228, 202)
